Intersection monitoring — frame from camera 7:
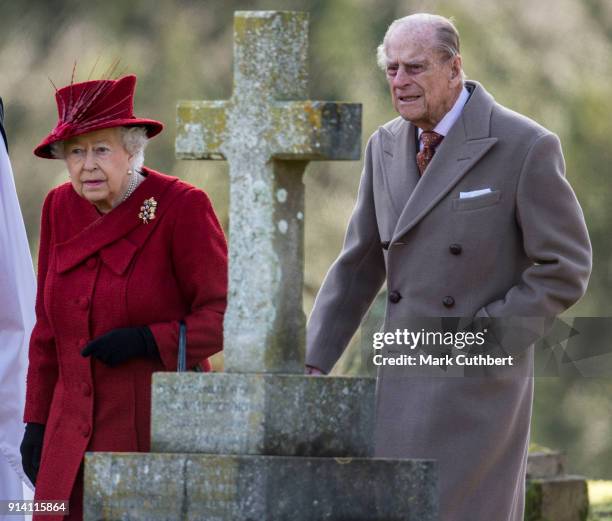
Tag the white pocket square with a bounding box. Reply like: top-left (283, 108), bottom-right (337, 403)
top-left (459, 188), bottom-right (492, 199)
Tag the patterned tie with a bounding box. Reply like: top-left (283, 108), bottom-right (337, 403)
top-left (416, 131), bottom-right (444, 175)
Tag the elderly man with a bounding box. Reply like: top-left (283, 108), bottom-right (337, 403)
top-left (306, 13), bottom-right (591, 521)
top-left (0, 97), bottom-right (36, 518)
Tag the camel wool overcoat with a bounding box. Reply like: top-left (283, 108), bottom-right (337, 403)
top-left (306, 81), bottom-right (592, 521)
top-left (24, 168), bottom-right (227, 520)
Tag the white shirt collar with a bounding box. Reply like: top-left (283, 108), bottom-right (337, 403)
top-left (417, 85), bottom-right (470, 145)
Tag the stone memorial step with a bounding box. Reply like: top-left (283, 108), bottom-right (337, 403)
top-left (85, 452), bottom-right (437, 521)
top-left (151, 373), bottom-right (376, 457)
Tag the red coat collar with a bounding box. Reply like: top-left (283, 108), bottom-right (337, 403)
top-left (55, 168), bottom-right (184, 274)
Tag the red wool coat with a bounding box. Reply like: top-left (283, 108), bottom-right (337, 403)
top-left (24, 168), bottom-right (227, 520)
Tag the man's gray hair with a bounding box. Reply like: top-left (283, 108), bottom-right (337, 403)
top-left (50, 126), bottom-right (149, 172)
top-left (376, 13), bottom-right (463, 75)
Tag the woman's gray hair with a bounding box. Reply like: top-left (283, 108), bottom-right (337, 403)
top-left (50, 126), bottom-right (149, 172)
top-left (376, 13), bottom-right (464, 80)
top-left (119, 126), bottom-right (148, 172)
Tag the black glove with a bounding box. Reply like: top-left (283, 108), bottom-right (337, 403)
top-left (81, 326), bottom-right (159, 367)
top-left (20, 422), bottom-right (45, 486)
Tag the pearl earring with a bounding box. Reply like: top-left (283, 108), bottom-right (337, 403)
top-left (127, 169), bottom-right (133, 176)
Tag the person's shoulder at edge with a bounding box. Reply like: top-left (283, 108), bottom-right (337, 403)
top-left (41, 182), bottom-right (70, 210)
top-left (491, 101), bottom-right (555, 143)
top-left (358, 115), bottom-right (407, 158)
top-left (379, 115), bottom-right (407, 136)
top-left (141, 166), bottom-right (217, 214)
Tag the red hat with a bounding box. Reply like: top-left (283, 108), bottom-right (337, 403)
top-left (34, 74), bottom-right (163, 159)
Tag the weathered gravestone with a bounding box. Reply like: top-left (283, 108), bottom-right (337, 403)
top-left (84, 11), bottom-right (437, 520)
top-left (526, 451), bottom-right (589, 521)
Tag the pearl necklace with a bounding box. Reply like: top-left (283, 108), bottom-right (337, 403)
top-left (119, 170), bottom-right (143, 205)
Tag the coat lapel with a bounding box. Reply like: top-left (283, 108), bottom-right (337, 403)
top-left (55, 169), bottom-right (182, 274)
top-left (391, 81), bottom-right (498, 243)
top-left (379, 120), bottom-right (420, 219)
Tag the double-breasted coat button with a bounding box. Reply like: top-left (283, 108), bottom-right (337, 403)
top-left (78, 296), bottom-right (90, 310)
top-left (81, 424), bottom-right (91, 437)
top-left (86, 257), bottom-right (97, 269)
top-left (449, 244), bottom-right (462, 255)
top-left (381, 241), bottom-right (390, 250)
top-left (389, 291), bottom-right (402, 303)
top-left (442, 296), bottom-right (455, 308)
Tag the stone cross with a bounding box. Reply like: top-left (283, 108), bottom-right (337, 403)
top-left (176, 11), bottom-right (361, 373)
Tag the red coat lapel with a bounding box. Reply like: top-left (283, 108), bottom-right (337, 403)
top-left (55, 168), bottom-right (184, 274)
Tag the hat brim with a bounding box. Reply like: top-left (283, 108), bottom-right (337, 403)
top-left (33, 118), bottom-right (164, 159)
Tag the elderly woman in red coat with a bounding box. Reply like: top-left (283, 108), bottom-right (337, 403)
top-left (20, 74), bottom-right (227, 520)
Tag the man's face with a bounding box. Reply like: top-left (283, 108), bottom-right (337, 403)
top-left (384, 28), bottom-right (462, 130)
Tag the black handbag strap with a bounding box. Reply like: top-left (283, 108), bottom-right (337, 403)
top-left (177, 320), bottom-right (187, 372)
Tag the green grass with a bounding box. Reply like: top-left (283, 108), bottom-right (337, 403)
top-left (528, 443), bottom-right (557, 454)
top-left (588, 481), bottom-right (612, 521)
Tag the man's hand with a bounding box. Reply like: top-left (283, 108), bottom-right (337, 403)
top-left (20, 422), bottom-right (45, 486)
top-left (81, 326), bottom-right (159, 367)
top-left (304, 365), bottom-right (325, 376)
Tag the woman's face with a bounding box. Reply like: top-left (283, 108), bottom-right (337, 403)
top-left (64, 127), bottom-right (133, 214)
